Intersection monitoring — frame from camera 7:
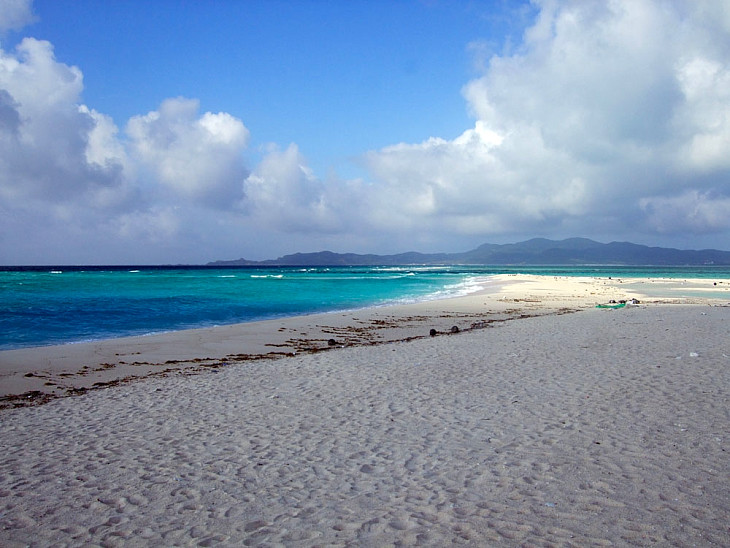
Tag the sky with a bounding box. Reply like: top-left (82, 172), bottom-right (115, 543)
top-left (1, 0), bottom-right (729, 264)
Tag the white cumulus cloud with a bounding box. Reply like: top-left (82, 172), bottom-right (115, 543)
top-left (362, 0), bottom-right (730, 246)
top-left (243, 143), bottom-right (349, 233)
top-left (126, 97), bottom-right (250, 208)
top-left (0, 34), bottom-right (252, 263)
top-left (0, 38), bottom-right (128, 207)
top-left (364, 120), bottom-right (588, 236)
top-left (0, 0), bottom-right (36, 32)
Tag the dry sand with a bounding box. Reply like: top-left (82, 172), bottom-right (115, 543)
top-left (0, 275), bottom-right (728, 545)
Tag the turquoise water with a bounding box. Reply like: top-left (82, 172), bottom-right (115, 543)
top-left (1, 265), bottom-right (729, 350)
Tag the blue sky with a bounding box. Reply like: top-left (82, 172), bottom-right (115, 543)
top-left (1, 0), bottom-right (730, 264)
top-left (25, 0), bottom-right (530, 177)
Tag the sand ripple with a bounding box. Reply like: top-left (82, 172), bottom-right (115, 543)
top-left (1, 305), bottom-right (728, 545)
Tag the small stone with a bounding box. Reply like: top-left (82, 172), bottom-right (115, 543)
top-left (327, 339), bottom-right (337, 346)
top-left (429, 329), bottom-right (437, 337)
top-left (450, 325), bottom-right (460, 333)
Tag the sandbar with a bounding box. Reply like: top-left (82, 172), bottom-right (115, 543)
top-left (1, 274), bottom-right (725, 404)
top-left (0, 274), bottom-right (728, 545)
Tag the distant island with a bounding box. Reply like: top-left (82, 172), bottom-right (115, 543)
top-left (208, 238), bottom-right (730, 266)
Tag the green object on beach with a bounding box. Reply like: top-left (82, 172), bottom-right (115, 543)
top-left (596, 303), bottom-right (626, 309)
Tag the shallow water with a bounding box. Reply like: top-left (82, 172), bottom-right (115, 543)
top-left (2, 265), bottom-right (728, 350)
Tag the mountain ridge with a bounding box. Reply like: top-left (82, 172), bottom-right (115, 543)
top-left (208, 238), bottom-right (730, 266)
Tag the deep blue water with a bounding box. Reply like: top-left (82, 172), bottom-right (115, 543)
top-left (1, 265), bottom-right (729, 350)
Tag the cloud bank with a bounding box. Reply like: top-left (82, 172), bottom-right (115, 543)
top-left (364, 0), bottom-right (730, 246)
top-left (1, 0), bottom-right (730, 263)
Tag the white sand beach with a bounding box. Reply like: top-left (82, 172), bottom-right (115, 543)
top-left (0, 275), bottom-right (728, 545)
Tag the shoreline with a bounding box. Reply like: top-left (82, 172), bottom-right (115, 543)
top-left (0, 276), bottom-right (728, 545)
top-left (0, 271), bottom-right (510, 354)
top-left (1, 274), bottom-right (727, 407)
top-left (4, 269), bottom-right (729, 354)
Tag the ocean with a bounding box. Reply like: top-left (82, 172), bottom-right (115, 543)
top-left (2, 265), bottom-right (729, 351)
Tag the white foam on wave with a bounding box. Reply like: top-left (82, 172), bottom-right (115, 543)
top-left (386, 275), bottom-right (496, 307)
top-left (425, 275), bottom-right (490, 299)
